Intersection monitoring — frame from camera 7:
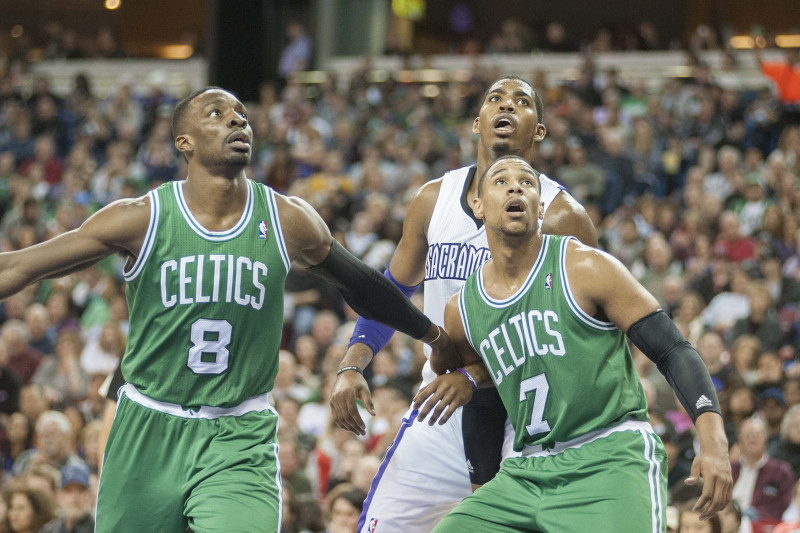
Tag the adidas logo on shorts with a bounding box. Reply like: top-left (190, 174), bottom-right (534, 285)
top-left (695, 395), bottom-right (712, 409)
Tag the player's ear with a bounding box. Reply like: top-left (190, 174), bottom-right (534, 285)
top-left (533, 123), bottom-right (546, 142)
top-left (472, 196), bottom-right (485, 220)
top-left (472, 117), bottom-right (480, 135)
top-left (175, 134), bottom-right (193, 157)
top-left (538, 202), bottom-right (545, 220)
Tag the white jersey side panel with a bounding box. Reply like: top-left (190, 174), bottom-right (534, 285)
top-left (421, 166), bottom-right (564, 385)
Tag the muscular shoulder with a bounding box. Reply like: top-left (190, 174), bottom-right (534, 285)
top-left (273, 192), bottom-right (331, 267)
top-left (84, 195), bottom-right (152, 253)
top-left (403, 178), bottom-right (443, 236)
top-left (542, 191), bottom-right (598, 247)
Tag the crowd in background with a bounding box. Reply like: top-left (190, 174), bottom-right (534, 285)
top-left (0, 39), bottom-right (799, 532)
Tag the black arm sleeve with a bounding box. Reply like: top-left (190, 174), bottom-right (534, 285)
top-left (627, 309), bottom-right (720, 421)
top-left (307, 239), bottom-right (432, 340)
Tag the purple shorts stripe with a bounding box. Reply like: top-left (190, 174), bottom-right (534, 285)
top-left (357, 409), bottom-right (419, 532)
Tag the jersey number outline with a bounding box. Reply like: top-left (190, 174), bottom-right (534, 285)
top-left (187, 319), bottom-right (232, 374)
top-left (519, 373), bottom-right (552, 436)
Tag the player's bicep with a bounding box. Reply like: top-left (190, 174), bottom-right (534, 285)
top-left (444, 293), bottom-right (482, 367)
top-left (569, 244), bottom-right (659, 331)
top-left (0, 199), bottom-right (147, 288)
top-left (387, 180), bottom-right (440, 286)
top-left (542, 193), bottom-right (598, 247)
top-left (276, 194), bottom-right (333, 268)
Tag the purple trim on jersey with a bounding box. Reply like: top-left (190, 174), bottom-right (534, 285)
top-left (357, 409), bottom-right (419, 533)
top-left (348, 268), bottom-right (419, 356)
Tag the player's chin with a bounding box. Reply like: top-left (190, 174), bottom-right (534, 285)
top-left (225, 152), bottom-right (251, 167)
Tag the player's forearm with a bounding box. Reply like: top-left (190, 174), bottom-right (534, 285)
top-left (340, 342), bottom-right (375, 372)
top-left (694, 412), bottom-right (729, 455)
top-left (0, 253), bottom-right (37, 300)
top-left (463, 362), bottom-right (493, 388)
top-left (309, 240), bottom-right (431, 340)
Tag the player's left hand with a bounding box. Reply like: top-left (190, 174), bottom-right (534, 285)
top-left (412, 371), bottom-right (473, 425)
top-left (685, 413), bottom-right (732, 521)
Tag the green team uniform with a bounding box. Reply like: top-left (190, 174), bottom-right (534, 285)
top-left (434, 235), bottom-right (667, 533)
top-left (97, 179), bottom-right (290, 533)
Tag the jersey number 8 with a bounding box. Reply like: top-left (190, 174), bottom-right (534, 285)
top-left (187, 319), bottom-right (232, 374)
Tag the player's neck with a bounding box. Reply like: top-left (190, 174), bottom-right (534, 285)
top-left (486, 233), bottom-right (543, 289)
top-left (182, 169), bottom-right (249, 225)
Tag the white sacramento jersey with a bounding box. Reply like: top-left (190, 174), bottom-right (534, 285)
top-left (421, 165), bottom-right (564, 385)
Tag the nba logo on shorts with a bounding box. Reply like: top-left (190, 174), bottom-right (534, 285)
top-left (545, 272), bottom-right (552, 290)
top-left (258, 221), bottom-right (268, 239)
top-left (368, 518), bottom-right (378, 532)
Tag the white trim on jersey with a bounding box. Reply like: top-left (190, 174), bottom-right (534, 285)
top-left (475, 234), bottom-right (551, 309)
top-left (263, 185), bottom-right (291, 273)
top-left (174, 180), bottom-right (254, 241)
top-left (120, 383), bottom-right (275, 419)
top-left (122, 189), bottom-right (160, 282)
top-left (558, 236), bottom-right (617, 331)
top-left (639, 428), bottom-right (664, 533)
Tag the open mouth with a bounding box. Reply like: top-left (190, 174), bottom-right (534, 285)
top-left (505, 199), bottom-right (526, 213)
top-left (227, 132), bottom-right (251, 151)
top-left (492, 114), bottom-right (516, 135)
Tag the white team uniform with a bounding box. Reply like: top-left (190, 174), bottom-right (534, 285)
top-left (358, 165), bottom-right (565, 533)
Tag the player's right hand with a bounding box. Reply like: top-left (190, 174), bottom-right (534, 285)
top-left (330, 369), bottom-right (374, 436)
top-left (412, 371), bottom-right (474, 426)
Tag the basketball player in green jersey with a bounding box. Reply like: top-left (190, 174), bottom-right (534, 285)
top-left (414, 156), bottom-right (732, 532)
top-left (0, 87), bottom-right (453, 532)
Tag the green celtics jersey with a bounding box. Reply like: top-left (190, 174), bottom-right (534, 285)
top-left (458, 234), bottom-right (648, 452)
top-left (121, 179), bottom-right (290, 408)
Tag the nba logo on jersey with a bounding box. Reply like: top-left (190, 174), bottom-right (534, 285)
top-left (368, 518), bottom-right (378, 532)
top-left (258, 220), bottom-right (268, 239)
top-left (545, 272), bottom-right (552, 290)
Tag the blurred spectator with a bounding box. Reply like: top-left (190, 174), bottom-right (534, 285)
top-left (774, 480), bottom-right (800, 533)
top-left (758, 388), bottom-right (789, 446)
top-left (729, 281), bottom-right (785, 352)
top-left (1, 413), bottom-right (32, 473)
top-left (24, 305), bottom-right (54, 357)
top-left (31, 329), bottom-right (88, 408)
top-left (1, 321), bottom-right (42, 386)
top-left (0, 339), bottom-right (21, 415)
top-left (3, 485), bottom-right (57, 533)
top-left (556, 140), bottom-right (605, 205)
top-left (12, 411), bottom-right (85, 477)
top-left (677, 498), bottom-right (722, 533)
top-left (731, 417), bottom-right (795, 524)
top-left (323, 483), bottom-right (366, 533)
top-left (40, 463), bottom-right (94, 533)
top-left (769, 404), bottom-right (800, 479)
top-left (713, 211), bottom-right (757, 264)
top-left (279, 23), bottom-right (312, 80)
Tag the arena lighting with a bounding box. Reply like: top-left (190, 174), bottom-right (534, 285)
top-left (776, 34), bottom-right (800, 48)
top-left (159, 45), bottom-right (193, 59)
top-left (421, 84), bottom-right (440, 98)
top-left (104, 0), bottom-right (121, 10)
top-left (730, 36), bottom-right (755, 49)
top-left (417, 69), bottom-right (447, 83)
top-left (10, 25), bottom-right (23, 38)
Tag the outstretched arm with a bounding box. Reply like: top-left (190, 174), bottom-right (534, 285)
top-left (569, 241), bottom-right (732, 520)
top-left (0, 197), bottom-right (148, 300)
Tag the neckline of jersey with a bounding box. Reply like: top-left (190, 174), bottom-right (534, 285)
top-left (174, 179), bottom-right (254, 241)
top-left (476, 234), bottom-right (551, 308)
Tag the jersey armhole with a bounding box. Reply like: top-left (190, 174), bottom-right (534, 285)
top-left (122, 190), bottom-right (160, 281)
top-left (264, 185), bottom-right (291, 273)
top-left (558, 237), bottom-right (617, 331)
